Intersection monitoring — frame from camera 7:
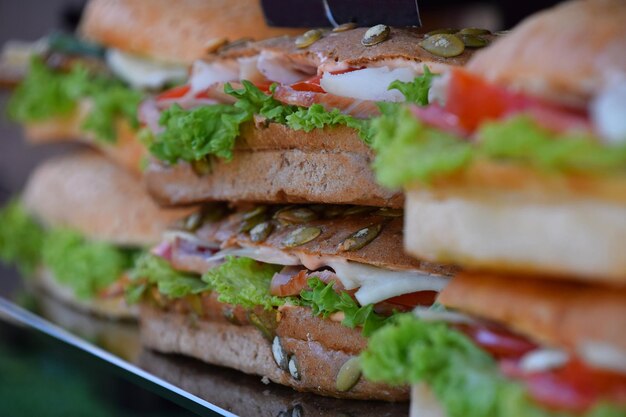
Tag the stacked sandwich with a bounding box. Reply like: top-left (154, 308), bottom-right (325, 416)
top-left (0, 0), bottom-right (298, 318)
top-left (360, 0), bottom-right (626, 416)
top-left (126, 23), bottom-right (495, 399)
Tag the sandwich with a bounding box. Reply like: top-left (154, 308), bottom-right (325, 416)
top-left (367, 0), bottom-right (626, 282)
top-left (5, 0), bottom-right (302, 173)
top-left (128, 203), bottom-right (456, 399)
top-left (361, 272), bottom-right (626, 417)
top-left (0, 151), bottom-right (190, 319)
top-left (140, 26), bottom-right (496, 207)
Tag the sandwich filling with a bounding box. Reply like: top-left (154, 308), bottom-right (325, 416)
top-left (127, 204), bottom-right (455, 337)
top-left (0, 201), bottom-right (138, 302)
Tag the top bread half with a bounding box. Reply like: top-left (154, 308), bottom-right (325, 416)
top-left (79, 0), bottom-right (304, 64)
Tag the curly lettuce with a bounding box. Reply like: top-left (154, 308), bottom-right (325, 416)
top-left (388, 66), bottom-right (437, 106)
top-left (8, 57), bottom-right (142, 142)
top-left (0, 200), bottom-right (45, 275)
top-left (42, 229), bottom-right (137, 299)
top-left (361, 314), bottom-right (625, 417)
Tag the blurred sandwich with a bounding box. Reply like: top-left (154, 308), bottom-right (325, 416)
top-left (362, 273), bottom-right (626, 416)
top-left (368, 0), bottom-right (626, 282)
top-left (140, 26), bottom-right (496, 207)
top-left (5, 0), bottom-right (302, 173)
top-left (0, 152), bottom-right (190, 319)
top-left (129, 203), bottom-right (455, 399)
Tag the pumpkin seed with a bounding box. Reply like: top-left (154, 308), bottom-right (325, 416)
top-left (243, 206), bottom-right (267, 220)
top-left (190, 158), bottom-right (211, 176)
top-left (282, 226), bottom-right (321, 247)
top-left (424, 28), bottom-right (457, 37)
top-left (336, 357), bottom-right (362, 392)
top-left (333, 22), bottom-right (357, 32)
top-left (204, 37), bottom-right (228, 53)
top-left (223, 306), bottom-right (240, 325)
top-left (460, 34), bottom-right (489, 48)
top-left (323, 205), bottom-right (345, 218)
top-left (295, 29), bottom-right (322, 48)
top-left (376, 208), bottom-right (403, 217)
top-left (182, 211), bottom-right (204, 231)
top-left (343, 206), bottom-right (376, 216)
top-left (362, 24), bottom-right (390, 46)
top-left (276, 207), bottom-right (318, 224)
top-left (288, 355), bottom-right (301, 380)
top-left (419, 33), bottom-right (465, 58)
top-left (272, 336), bottom-right (289, 371)
top-left (250, 221), bottom-right (274, 243)
top-left (458, 27), bottom-right (491, 35)
top-left (290, 405), bottom-right (303, 417)
top-left (338, 223), bottom-right (382, 252)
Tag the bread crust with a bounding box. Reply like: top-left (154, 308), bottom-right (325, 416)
top-left (23, 151), bottom-right (192, 246)
top-left (23, 101), bottom-right (146, 175)
top-left (79, 0), bottom-right (303, 64)
top-left (404, 189), bottom-right (626, 284)
top-left (439, 272), bottom-right (626, 352)
top-left (140, 304), bottom-right (409, 401)
top-left (146, 149), bottom-right (403, 208)
top-left (467, 0), bottom-right (626, 106)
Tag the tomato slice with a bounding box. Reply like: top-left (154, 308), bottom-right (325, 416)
top-left (253, 81), bottom-right (274, 94)
top-left (156, 84), bottom-right (191, 101)
top-left (291, 75), bottom-right (325, 93)
top-left (386, 291), bottom-right (438, 308)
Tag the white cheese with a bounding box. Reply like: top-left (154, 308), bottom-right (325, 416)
top-left (326, 260), bottom-right (448, 306)
top-left (106, 49), bottom-right (187, 90)
top-left (320, 66), bottom-right (419, 102)
top-left (256, 50), bottom-right (311, 84)
top-left (591, 77), bottom-right (626, 144)
top-left (189, 59), bottom-right (239, 93)
top-left (578, 342), bottom-right (626, 374)
top-left (412, 306), bottom-right (477, 325)
top-left (519, 349), bottom-right (569, 373)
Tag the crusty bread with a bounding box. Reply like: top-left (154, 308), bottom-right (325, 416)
top-left (79, 0), bottom-right (303, 65)
top-left (140, 303), bottom-right (409, 401)
top-left (35, 268), bottom-right (137, 320)
top-left (404, 189), bottom-right (626, 284)
top-left (439, 272), bottom-right (626, 353)
top-left (139, 349), bottom-right (410, 417)
top-left (22, 151), bottom-right (192, 246)
top-left (23, 101), bottom-right (146, 175)
top-left (467, 0), bottom-right (626, 106)
top-left (146, 149), bottom-right (403, 208)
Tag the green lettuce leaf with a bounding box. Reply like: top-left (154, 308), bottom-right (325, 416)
top-left (8, 57), bottom-right (142, 142)
top-left (388, 66), bottom-right (437, 106)
top-left (371, 103), bottom-right (472, 188)
top-left (149, 81), bottom-right (374, 163)
top-left (361, 314), bottom-right (625, 417)
top-left (127, 253), bottom-right (208, 303)
top-left (0, 200), bottom-right (45, 275)
top-left (42, 229), bottom-right (136, 299)
top-left (300, 277), bottom-right (390, 336)
top-left (201, 256), bottom-right (286, 310)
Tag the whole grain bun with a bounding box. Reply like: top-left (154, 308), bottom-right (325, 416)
top-left (404, 189), bottom-right (626, 284)
top-left (22, 152), bottom-right (192, 246)
top-left (439, 272), bottom-right (626, 353)
top-left (146, 148), bottom-right (403, 208)
top-left (23, 101), bottom-right (146, 175)
top-left (79, 0), bottom-right (303, 64)
top-left (140, 301), bottom-right (409, 401)
top-left (35, 268), bottom-right (137, 320)
top-left (467, 0), bottom-right (626, 106)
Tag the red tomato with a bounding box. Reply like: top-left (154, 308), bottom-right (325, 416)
top-left (291, 75), bottom-right (325, 93)
top-left (253, 81), bottom-right (274, 94)
top-left (459, 323), bottom-right (537, 360)
top-left (386, 291), bottom-right (438, 308)
top-left (156, 84), bottom-right (191, 101)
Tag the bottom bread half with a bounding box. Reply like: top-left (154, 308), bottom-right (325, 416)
top-left (139, 303), bottom-right (409, 401)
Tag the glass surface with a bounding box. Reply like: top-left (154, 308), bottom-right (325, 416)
top-left (0, 266), bottom-right (409, 417)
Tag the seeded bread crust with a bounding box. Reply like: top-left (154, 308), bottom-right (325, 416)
top-left (439, 272), bottom-right (626, 352)
top-left (22, 151), bottom-right (192, 246)
top-left (78, 0), bottom-right (303, 65)
top-left (139, 303), bottom-right (409, 401)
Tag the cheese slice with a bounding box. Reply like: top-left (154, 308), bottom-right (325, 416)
top-left (106, 49), bottom-right (187, 90)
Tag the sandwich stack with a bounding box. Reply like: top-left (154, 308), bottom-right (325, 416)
top-left (359, 1), bottom-right (626, 416)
